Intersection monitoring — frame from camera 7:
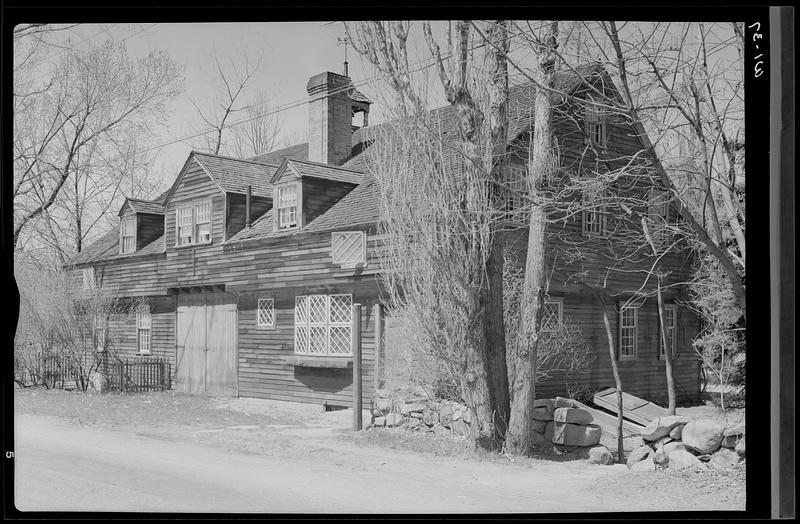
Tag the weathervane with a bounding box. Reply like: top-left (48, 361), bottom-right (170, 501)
top-left (337, 34), bottom-right (350, 77)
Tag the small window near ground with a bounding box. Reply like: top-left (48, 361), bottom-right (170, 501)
top-left (541, 298), bottom-right (564, 332)
top-left (121, 216), bottom-right (136, 254)
top-left (618, 305), bottom-right (638, 359)
top-left (660, 305), bottom-right (677, 359)
top-left (257, 298), bottom-right (275, 328)
top-left (331, 231), bottom-right (366, 266)
top-left (294, 294), bottom-right (353, 356)
top-left (137, 311), bottom-right (152, 355)
top-left (277, 184), bottom-right (299, 230)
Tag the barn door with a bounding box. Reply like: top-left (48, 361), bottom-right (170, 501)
top-left (175, 291), bottom-right (237, 396)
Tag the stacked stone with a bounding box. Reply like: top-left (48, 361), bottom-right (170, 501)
top-left (369, 388), bottom-right (473, 438)
top-left (531, 397), bottom-right (613, 465)
top-left (626, 416), bottom-right (745, 472)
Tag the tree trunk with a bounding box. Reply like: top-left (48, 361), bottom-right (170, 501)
top-left (656, 279), bottom-right (677, 414)
top-left (505, 21), bottom-right (558, 455)
top-left (594, 290), bottom-right (625, 462)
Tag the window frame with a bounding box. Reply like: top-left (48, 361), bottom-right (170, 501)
top-left (502, 164), bottom-right (527, 217)
top-left (136, 310), bottom-right (152, 355)
top-left (581, 188), bottom-right (607, 237)
top-left (175, 200), bottom-right (213, 247)
top-left (659, 304), bottom-right (677, 359)
top-left (120, 216), bottom-right (136, 254)
top-left (618, 305), bottom-right (639, 360)
top-left (257, 297), bottom-right (276, 329)
top-left (331, 231), bottom-right (367, 267)
top-left (276, 183), bottom-right (300, 231)
top-left (81, 267), bottom-right (96, 291)
top-left (293, 294), bottom-right (353, 357)
top-left (541, 297), bottom-right (564, 333)
top-left (585, 102), bottom-right (608, 149)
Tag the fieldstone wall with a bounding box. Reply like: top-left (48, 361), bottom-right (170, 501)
top-left (531, 397), bottom-right (614, 465)
top-left (626, 417), bottom-right (745, 472)
top-left (368, 388), bottom-right (475, 438)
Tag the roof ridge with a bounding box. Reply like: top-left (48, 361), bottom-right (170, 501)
top-left (192, 150), bottom-right (281, 168)
top-left (287, 158), bottom-right (365, 173)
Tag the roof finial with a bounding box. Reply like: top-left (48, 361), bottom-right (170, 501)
top-left (337, 35), bottom-right (350, 77)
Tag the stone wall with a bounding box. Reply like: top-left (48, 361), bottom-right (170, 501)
top-left (368, 388), bottom-right (475, 438)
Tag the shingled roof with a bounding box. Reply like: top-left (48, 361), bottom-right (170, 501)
top-left (273, 158), bottom-right (364, 185)
top-left (192, 152), bottom-right (278, 198)
top-left (120, 197), bottom-right (165, 216)
top-left (249, 143), bottom-right (309, 165)
top-left (68, 229), bottom-right (165, 265)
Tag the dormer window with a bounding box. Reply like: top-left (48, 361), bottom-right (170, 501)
top-left (120, 216), bottom-right (135, 254)
top-left (176, 201), bottom-right (212, 247)
top-left (277, 184), bottom-right (299, 230)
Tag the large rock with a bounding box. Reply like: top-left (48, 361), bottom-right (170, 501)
top-left (681, 419), bottom-right (726, 454)
top-left (543, 421), bottom-right (555, 442)
top-left (641, 415), bottom-right (691, 441)
top-left (532, 430), bottom-right (552, 449)
top-left (626, 445), bottom-right (654, 469)
top-left (553, 407), bottom-right (593, 425)
top-left (552, 422), bottom-right (602, 447)
top-left (630, 459), bottom-right (656, 472)
top-left (532, 418), bottom-right (549, 433)
top-left (587, 445), bottom-right (614, 465)
top-left (431, 424), bottom-right (449, 436)
top-left (653, 448), bottom-right (669, 468)
top-left (623, 436), bottom-right (646, 452)
top-left (667, 449), bottom-right (706, 471)
top-left (532, 407), bottom-right (554, 421)
top-left (400, 402), bottom-right (426, 415)
top-left (451, 418), bottom-right (470, 437)
top-left (654, 435), bottom-right (674, 449)
top-left (735, 436), bottom-right (746, 454)
top-left (709, 448), bottom-right (740, 469)
top-left (723, 422), bottom-right (745, 437)
top-left (669, 424), bottom-right (684, 440)
top-left (554, 396), bottom-right (577, 409)
top-left (533, 398), bottom-right (555, 413)
top-left (662, 441), bottom-right (687, 456)
top-left (406, 417), bottom-right (424, 430)
top-left (89, 372), bottom-right (108, 393)
top-left (422, 408), bottom-right (438, 426)
top-left (385, 413), bottom-right (405, 427)
top-left (462, 409), bottom-right (472, 424)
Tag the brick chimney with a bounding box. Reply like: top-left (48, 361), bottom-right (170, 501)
top-left (306, 71), bottom-right (370, 166)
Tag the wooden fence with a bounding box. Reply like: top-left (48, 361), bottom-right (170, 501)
top-left (109, 357), bottom-right (171, 393)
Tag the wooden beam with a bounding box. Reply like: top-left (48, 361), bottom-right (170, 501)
top-left (353, 303), bottom-right (362, 431)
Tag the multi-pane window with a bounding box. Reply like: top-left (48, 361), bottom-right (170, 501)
top-left (618, 305), bottom-right (638, 359)
top-left (585, 103), bottom-right (607, 148)
top-left (582, 188), bottom-right (607, 236)
top-left (176, 202), bottom-right (212, 246)
top-left (81, 267), bottom-right (96, 291)
top-left (540, 298), bottom-right (564, 332)
top-left (294, 294), bottom-right (352, 356)
top-left (331, 231), bottom-right (366, 266)
top-left (501, 165), bottom-right (527, 215)
top-left (277, 184), bottom-right (298, 230)
top-left (257, 298), bottom-right (275, 328)
top-left (647, 189), bottom-right (670, 244)
top-left (660, 305), bottom-right (677, 359)
top-left (120, 217), bottom-right (136, 254)
top-left (195, 202), bottom-right (211, 243)
top-left (94, 314), bottom-right (106, 352)
top-left (137, 311), bottom-right (152, 355)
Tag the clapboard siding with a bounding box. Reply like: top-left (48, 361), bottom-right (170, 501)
top-left (165, 159), bottom-right (226, 249)
top-left (107, 295), bottom-right (176, 363)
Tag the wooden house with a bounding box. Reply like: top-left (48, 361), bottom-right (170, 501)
top-left (67, 65), bottom-right (700, 408)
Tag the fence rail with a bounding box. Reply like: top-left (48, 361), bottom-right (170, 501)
top-left (110, 357), bottom-right (172, 393)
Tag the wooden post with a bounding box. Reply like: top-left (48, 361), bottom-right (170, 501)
top-left (352, 303), bottom-right (362, 431)
top-left (373, 303), bottom-right (384, 391)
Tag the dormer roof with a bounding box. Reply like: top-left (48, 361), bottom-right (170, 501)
top-left (118, 197), bottom-right (165, 217)
top-left (270, 158), bottom-right (364, 186)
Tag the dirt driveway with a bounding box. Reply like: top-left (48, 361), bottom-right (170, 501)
top-left (12, 389), bottom-right (746, 514)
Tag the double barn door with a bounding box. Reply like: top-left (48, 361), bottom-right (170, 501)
top-left (176, 292), bottom-right (237, 396)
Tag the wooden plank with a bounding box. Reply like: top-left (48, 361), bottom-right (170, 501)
top-left (569, 399), bottom-right (644, 438)
top-left (593, 387), bottom-right (669, 426)
top-left (594, 387), bottom-right (649, 411)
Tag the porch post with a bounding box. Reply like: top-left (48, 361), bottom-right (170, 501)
top-left (352, 303), bottom-right (362, 431)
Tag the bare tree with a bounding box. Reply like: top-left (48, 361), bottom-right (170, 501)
top-left (13, 30), bottom-right (184, 260)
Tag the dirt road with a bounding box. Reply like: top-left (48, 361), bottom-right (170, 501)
top-left (15, 413), bottom-right (628, 514)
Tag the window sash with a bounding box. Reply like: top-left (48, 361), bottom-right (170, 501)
top-left (585, 104), bottom-right (607, 147)
top-left (331, 231), bottom-right (366, 265)
top-left (660, 305), bottom-right (677, 358)
top-left (137, 312), bottom-right (151, 354)
top-left (277, 185), bottom-right (298, 229)
top-left (176, 203), bottom-right (212, 245)
top-left (582, 189), bottom-right (607, 235)
top-left (541, 299), bottom-right (563, 332)
top-left (257, 298), bottom-right (275, 328)
top-left (82, 268), bottom-right (96, 291)
top-left (294, 294), bottom-right (352, 356)
top-left (619, 307), bottom-right (638, 358)
top-left (121, 217), bottom-right (136, 253)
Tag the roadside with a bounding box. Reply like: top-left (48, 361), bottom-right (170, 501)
top-left (12, 388), bottom-right (746, 513)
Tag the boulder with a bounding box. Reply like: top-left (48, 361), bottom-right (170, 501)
top-left (373, 416), bottom-right (386, 427)
top-left (451, 418), bottom-right (469, 437)
top-left (532, 430), bottom-right (552, 449)
top-left (653, 448), bottom-right (669, 468)
top-left (552, 422), bottom-right (602, 447)
top-left (681, 419), bottom-right (726, 454)
top-left (543, 421), bottom-right (555, 442)
top-left (533, 398), bottom-right (555, 413)
top-left (654, 435), bottom-right (674, 449)
top-left (553, 407), bottom-right (594, 425)
top-left (735, 436), bottom-right (746, 454)
top-left (89, 372), bottom-right (108, 393)
top-left (375, 397), bottom-right (393, 412)
top-left (532, 419), bottom-right (549, 433)
top-left (407, 417), bottom-right (424, 430)
top-left (630, 459), bottom-right (656, 472)
top-left (385, 413), bottom-right (405, 427)
top-left (400, 402), bottom-right (426, 415)
top-left (626, 445), bottom-right (654, 469)
top-left (721, 435), bottom-right (741, 448)
top-left (723, 422), bottom-right (745, 437)
top-left (462, 409), bottom-right (472, 424)
top-left (587, 445), bottom-right (614, 465)
top-left (661, 441), bottom-right (687, 456)
top-left (669, 424), bottom-right (684, 440)
top-left (554, 396), bottom-right (577, 409)
top-left (623, 436), bottom-right (646, 452)
top-left (532, 407), bottom-right (554, 421)
top-left (641, 415), bottom-right (691, 441)
top-left (709, 448), bottom-right (740, 470)
top-left (439, 404), bottom-right (453, 426)
top-left (432, 424), bottom-right (449, 436)
top-left (422, 408), bottom-right (438, 426)
top-left (667, 449), bottom-right (706, 471)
